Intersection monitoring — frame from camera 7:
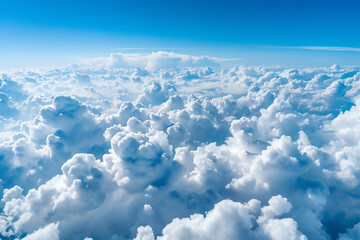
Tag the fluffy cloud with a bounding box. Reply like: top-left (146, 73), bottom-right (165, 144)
top-left (22, 222), bottom-right (59, 240)
top-left (0, 53), bottom-right (359, 239)
top-left (136, 196), bottom-right (306, 240)
top-left (83, 51), bottom-right (237, 70)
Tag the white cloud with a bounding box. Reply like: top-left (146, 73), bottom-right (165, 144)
top-left (282, 46), bottom-right (360, 52)
top-left (262, 218), bottom-right (307, 240)
top-left (22, 222), bottom-right (59, 240)
top-left (134, 225), bottom-right (155, 240)
top-left (156, 199), bottom-right (256, 240)
top-left (0, 52), bottom-right (359, 240)
top-left (81, 51), bottom-right (241, 70)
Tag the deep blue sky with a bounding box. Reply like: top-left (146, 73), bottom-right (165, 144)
top-left (1, 0), bottom-right (360, 68)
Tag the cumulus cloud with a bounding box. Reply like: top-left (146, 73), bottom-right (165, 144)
top-left (137, 196), bottom-right (306, 240)
top-left (156, 199), bottom-right (256, 240)
top-left (0, 52), bottom-right (359, 240)
top-left (22, 222), bottom-right (59, 240)
top-left (81, 51), bottom-right (240, 70)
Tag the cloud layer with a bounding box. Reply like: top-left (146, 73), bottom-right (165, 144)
top-left (0, 53), bottom-right (360, 239)
top-left (80, 51), bottom-right (241, 70)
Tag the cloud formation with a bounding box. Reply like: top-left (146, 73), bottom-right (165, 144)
top-left (0, 53), bottom-right (360, 239)
top-left (285, 46), bottom-right (360, 52)
top-left (81, 51), bottom-right (241, 70)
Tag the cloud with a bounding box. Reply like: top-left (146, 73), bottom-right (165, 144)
top-left (22, 222), bottom-right (59, 240)
top-left (80, 51), bottom-right (241, 70)
top-left (0, 52), bottom-right (359, 239)
top-left (134, 225), bottom-right (155, 240)
top-left (0, 92), bottom-right (18, 118)
top-left (156, 199), bottom-right (256, 240)
top-left (339, 223), bottom-right (360, 240)
top-left (283, 46), bottom-right (360, 52)
top-left (137, 196), bottom-right (306, 240)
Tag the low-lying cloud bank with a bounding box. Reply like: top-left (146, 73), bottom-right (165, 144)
top-left (0, 52), bottom-right (360, 240)
top-left (80, 51), bottom-right (241, 70)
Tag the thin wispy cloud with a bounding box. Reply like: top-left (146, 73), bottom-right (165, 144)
top-left (283, 46), bottom-right (360, 52)
top-left (113, 48), bottom-right (199, 51)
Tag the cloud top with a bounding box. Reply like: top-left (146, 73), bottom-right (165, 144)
top-left (0, 52), bottom-right (359, 239)
top-left (81, 51), bottom-right (241, 69)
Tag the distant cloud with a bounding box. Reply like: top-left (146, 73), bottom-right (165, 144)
top-left (79, 51), bottom-right (243, 69)
top-left (283, 46), bottom-right (360, 52)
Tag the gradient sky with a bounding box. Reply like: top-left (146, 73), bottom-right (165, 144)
top-left (1, 0), bottom-right (360, 68)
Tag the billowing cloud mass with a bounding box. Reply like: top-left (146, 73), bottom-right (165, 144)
top-left (0, 53), bottom-right (360, 240)
top-left (81, 51), bottom-right (240, 70)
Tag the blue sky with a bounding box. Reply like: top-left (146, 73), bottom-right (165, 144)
top-left (1, 0), bottom-right (360, 68)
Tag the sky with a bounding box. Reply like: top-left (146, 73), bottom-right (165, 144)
top-left (1, 0), bottom-right (360, 68)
